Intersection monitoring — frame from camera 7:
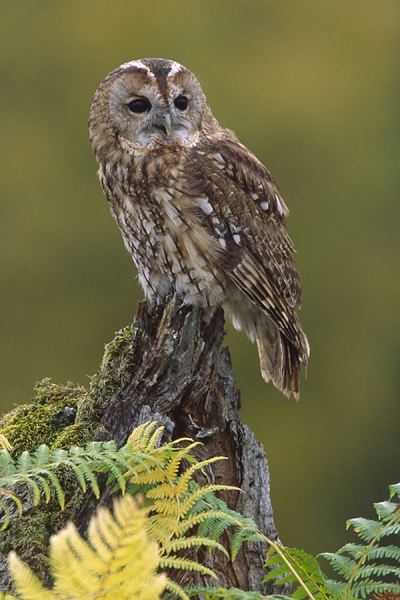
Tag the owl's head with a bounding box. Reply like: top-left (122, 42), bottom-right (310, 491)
top-left (89, 58), bottom-right (219, 160)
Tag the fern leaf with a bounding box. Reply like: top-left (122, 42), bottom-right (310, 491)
top-left (164, 578), bottom-right (191, 600)
top-left (32, 444), bottom-right (51, 467)
top-left (33, 469), bottom-right (64, 507)
top-left (8, 552), bottom-right (55, 599)
top-left (374, 500), bottom-right (399, 520)
top-left (127, 421), bottom-right (164, 450)
top-left (0, 497), bottom-right (12, 530)
top-left (231, 527), bottom-right (263, 561)
top-left (147, 423), bottom-right (166, 451)
top-left (349, 580), bottom-right (400, 598)
top-left (0, 449), bottom-right (16, 476)
top-left (162, 536), bottom-right (229, 558)
top-left (389, 482), bottom-right (400, 499)
top-left (185, 586), bottom-right (270, 599)
top-left (159, 556), bottom-right (217, 579)
top-left (263, 546), bottom-right (333, 600)
top-left (67, 456), bottom-right (100, 498)
top-left (172, 456), bottom-right (228, 497)
top-left (13, 475), bottom-right (42, 507)
top-left (172, 508), bottom-right (246, 540)
top-left (0, 435), bottom-right (13, 451)
top-left (365, 544), bottom-right (400, 561)
top-left (50, 494), bottom-right (166, 599)
top-left (355, 564), bottom-right (400, 581)
top-left (16, 451), bottom-right (32, 472)
top-left (320, 552), bottom-right (357, 578)
top-left (346, 517), bottom-right (384, 541)
top-left (179, 483), bottom-right (239, 517)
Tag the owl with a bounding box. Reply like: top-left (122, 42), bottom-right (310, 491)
top-left (89, 58), bottom-right (309, 399)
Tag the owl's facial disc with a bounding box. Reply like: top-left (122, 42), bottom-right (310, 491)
top-left (124, 93), bottom-right (193, 144)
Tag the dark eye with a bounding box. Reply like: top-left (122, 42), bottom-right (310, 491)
top-left (127, 98), bottom-right (151, 113)
top-left (174, 96), bottom-right (188, 111)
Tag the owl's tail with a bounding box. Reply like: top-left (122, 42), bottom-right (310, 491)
top-left (256, 321), bottom-right (309, 400)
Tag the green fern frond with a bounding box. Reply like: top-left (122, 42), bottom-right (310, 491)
top-left (0, 437), bottom-right (178, 529)
top-left (179, 482), bottom-right (238, 516)
top-left (321, 481), bottom-right (400, 598)
top-left (185, 586), bottom-right (283, 599)
top-left (264, 545), bottom-right (332, 600)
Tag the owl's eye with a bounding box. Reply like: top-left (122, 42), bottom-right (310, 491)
top-left (174, 96), bottom-right (188, 111)
top-left (127, 98), bottom-right (151, 113)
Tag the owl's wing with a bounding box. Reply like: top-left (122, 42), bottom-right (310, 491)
top-left (184, 135), bottom-right (306, 356)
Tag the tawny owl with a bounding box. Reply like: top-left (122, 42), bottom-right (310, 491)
top-left (89, 58), bottom-right (309, 399)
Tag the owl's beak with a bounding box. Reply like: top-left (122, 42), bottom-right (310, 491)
top-left (153, 112), bottom-right (172, 137)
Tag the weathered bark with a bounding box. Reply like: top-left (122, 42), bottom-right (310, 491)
top-left (76, 297), bottom-right (285, 595)
top-left (0, 296), bottom-right (286, 595)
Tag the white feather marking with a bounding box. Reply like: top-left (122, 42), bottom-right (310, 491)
top-left (149, 231), bottom-right (157, 246)
top-left (131, 238), bottom-right (140, 251)
top-left (167, 61), bottom-right (184, 77)
top-left (275, 194), bottom-right (284, 215)
top-left (250, 192), bottom-right (259, 201)
top-left (233, 234), bottom-right (241, 245)
top-left (212, 152), bottom-right (224, 163)
top-left (197, 197), bottom-right (213, 215)
top-left (164, 233), bottom-right (177, 253)
top-left (119, 60), bottom-right (155, 76)
top-left (260, 201), bottom-right (269, 211)
top-left (143, 220), bottom-right (154, 236)
top-left (218, 238), bottom-right (227, 248)
top-left (164, 203), bottom-right (184, 227)
top-left (171, 261), bottom-right (181, 274)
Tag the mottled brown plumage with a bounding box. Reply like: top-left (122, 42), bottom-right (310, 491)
top-left (89, 58), bottom-right (309, 398)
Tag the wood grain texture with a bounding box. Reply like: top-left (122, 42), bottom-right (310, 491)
top-left (75, 296), bottom-right (286, 595)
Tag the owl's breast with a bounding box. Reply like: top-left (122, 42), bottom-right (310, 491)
top-left (99, 155), bottom-right (228, 307)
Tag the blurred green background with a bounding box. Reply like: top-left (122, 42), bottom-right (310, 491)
top-left (1, 0), bottom-right (400, 558)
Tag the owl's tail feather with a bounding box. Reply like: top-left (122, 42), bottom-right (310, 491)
top-left (256, 322), bottom-right (309, 400)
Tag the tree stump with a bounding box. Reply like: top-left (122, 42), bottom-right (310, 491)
top-left (0, 296), bottom-right (286, 596)
top-left (76, 296), bottom-right (285, 595)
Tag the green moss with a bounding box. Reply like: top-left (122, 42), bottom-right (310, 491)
top-left (0, 323), bottom-right (140, 455)
top-left (0, 513), bottom-right (49, 556)
top-left (0, 379), bottom-right (86, 456)
top-left (86, 322), bottom-right (138, 405)
top-left (0, 320), bottom-right (143, 587)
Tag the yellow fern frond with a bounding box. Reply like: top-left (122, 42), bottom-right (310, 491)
top-left (127, 421), bottom-right (164, 451)
top-left (173, 456), bottom-right (228, 497)
top-left (9, 495), bottom-right (166, 600)
top-left (161, 536), bottom-right (228, 557)
top-left (8, 552), bottom-right (54, 599)
top-left (178, 483), bottom-right (239, 517)
top-left (159, 556), bottom-right (217, 578)
top-left (0, 435), bottom-right (13, 451)
top-left (51, 495), bottom-right (166, 599)
top-left (164, 578), bottom-right (191, 600)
